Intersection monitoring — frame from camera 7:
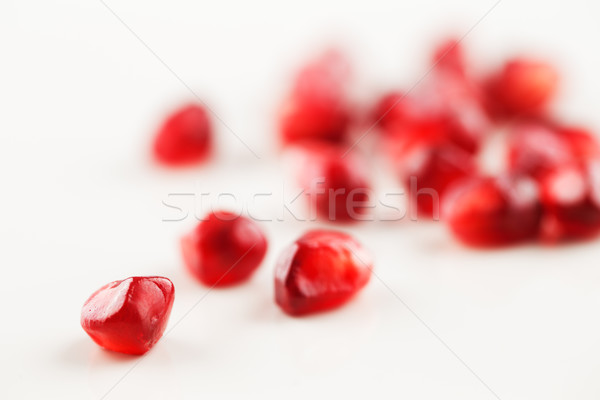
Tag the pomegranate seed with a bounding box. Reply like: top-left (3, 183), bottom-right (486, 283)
top-left (375, 78), bottom-right (488, 155)
top-left (508, 123), bottom-right (574, 179)
top-left (181, 211), bottom-right (268, 286)
top-left (431, 38), bottom-right (466, 77)
top-left (153, 104), bottom-right (212, 166)
top-left (509, 123), bottom-right (600, 179)
top-left (401, 144), bottom-right (477, 218)
top-left (558, 126), bottom-right (600, 161)
top-left (291, 143), bottom-right (371, 223)
top-left (539, 162), bottom-right (600, 241)
top-left (275, 230), bottom-right (372, 316)
top-left (443, 175), bottom-right (542, 247)
top-left (279, 51), bottom-right (351, 146)
top-left (81, 276), bottom-right (175, 355)
top-left (485, 59), bottom-right (558, 120)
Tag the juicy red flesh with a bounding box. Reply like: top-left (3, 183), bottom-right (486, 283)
top-left (153, 104), bottom-right (212, 166)
top-left (275, 230), bottom-right (372, 316)
top-left (279, 51), bottom-right (351, 146)
top-left (81, 276), bottom-right (175, 355)
top-left (539, 162), bottom-right (600, 242)
top-left (401, 144), bottom-right (477, 218)
top-left (181, 211), bottom-right (268, 286)
top-left (443, 175), bottom-right (542, 247)
top-left (484, 59), bottom-right (558, 120)
top-left (291, 143), bottom-right (371, 223)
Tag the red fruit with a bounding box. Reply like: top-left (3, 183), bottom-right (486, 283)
top-left (432, 38), bottom-right (466, 77)
top-left (539, 162), bottom-right (600, 241)
top-left (508, 123), bottom-right (600, 179)
top-left (401, 144), bottom-right (477, 218)
top-left (181, 211), bottom-right (268, 286)
top-left (508, 123), bottom-right (574, 179)
top-left (279, 51), bottom-right (351, 145)
top-left (372, 91), bottom-right (420, 131)
top-left (81, 276), bottom-right (175, 355)
top-left (153, 104), bottom-right (212, 166)
top-left (275, 230), bottom-right (372, 316)
top-left (375, 81), bottom-right (488, 156)
top-left (291, 143), bottom-right (371, 223)
top-left (558, 126), bottom-right (600, 161)
top-left (485, 59), bottom-right (558, 120)
top-left (443, 175), bottom-right (542, 247)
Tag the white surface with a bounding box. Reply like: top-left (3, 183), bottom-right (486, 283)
top-left (2, 0), bottom-right (600, 399)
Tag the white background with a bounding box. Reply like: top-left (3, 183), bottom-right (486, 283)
top-left (2, 0), bottom-right (600, 399)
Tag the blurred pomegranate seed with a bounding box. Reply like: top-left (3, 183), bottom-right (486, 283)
top-left (374, 39), bottom-right (489, 156)
top-left (279, 51), bottom-right (352, 146)
top-left (431, 38), bottom-right (466, 77)
top-left (81, 276), bottom-right (175, 355)
top-left (372, 91), bottom-right (413, 131)
top-left (539, 162), bottom-right (600, 242)
top-left (509, 123), bottom-right (600, 179)
top-left (181, 211), bottom-right (268, 286)
top-left (401, 144), bottom-right (477, 219)
top-left (443, 175), bottom-right (542, 247)
top-left (290, 142), bottom-right (372, 223)
top-left (508, 123), bottom-right (574, 179)
top-left (558, 126), bottom-right (600, 161)
top-left (275, 230), bottom-right (372, 316)
top-left (153, 104), bottom-right (212, 166)
top-left (485, 58), bottom-right (559, 120)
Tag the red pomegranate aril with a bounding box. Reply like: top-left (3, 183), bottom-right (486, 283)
top-left (508, 123), bottom-right (574, 179)
top-left (485, 59), bottom-right (558, 120)
top-left (153, 104), bottom-right (212, 166)
top-left (372, 91), bottom-right (425, 132)
top-left (375, 77), bottom-right (488, 156)
top-left (559, 126), bottom-right (600, 161)
top-left (275, 230), bottom-right (372, 316)
top-left (291, 143), bottom-right (371, 223)
top-left (81, 276), bottom-right (175, 355)
top-left (279, 51), bottom-right (351, 146)
top-left (431, 38), bottom-right (466, 77)
top-left (181, 211), bottom-right (268, 286)
top-left (443, 175), bottom-right (542, 247)
top-left (539, 162), bottom-right (600, 241)
top-left (401, 144), bottom-right (477, 219)
top-left (509, 123), bottom-right (600, 179)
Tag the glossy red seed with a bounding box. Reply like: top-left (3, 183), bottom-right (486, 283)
top-left (279, 51), bottom-right (351, 146)
top-left (275, 230), bottom-right (372, 316)
top-left (181, 211), bottom-right (268, 286)
top-left (153, 104), bottom-right (212, 166)
top-left (81, 276), bottom-right (175, 355)
top-left (401, 144), bottom-right (477, 218)
top-left (291, 143), bottom-right (371, 223)
top-left (539, 162), bottom-right (600, 242)
top-left (443, 175), bottom-right (542, 247)
top-left (485, 59), bottom-right (558, 120)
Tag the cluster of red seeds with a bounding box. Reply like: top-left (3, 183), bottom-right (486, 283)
top-left (276, 40), bottom-right (600, 246)
top-left (81, 38), bottom-right (600, 356)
